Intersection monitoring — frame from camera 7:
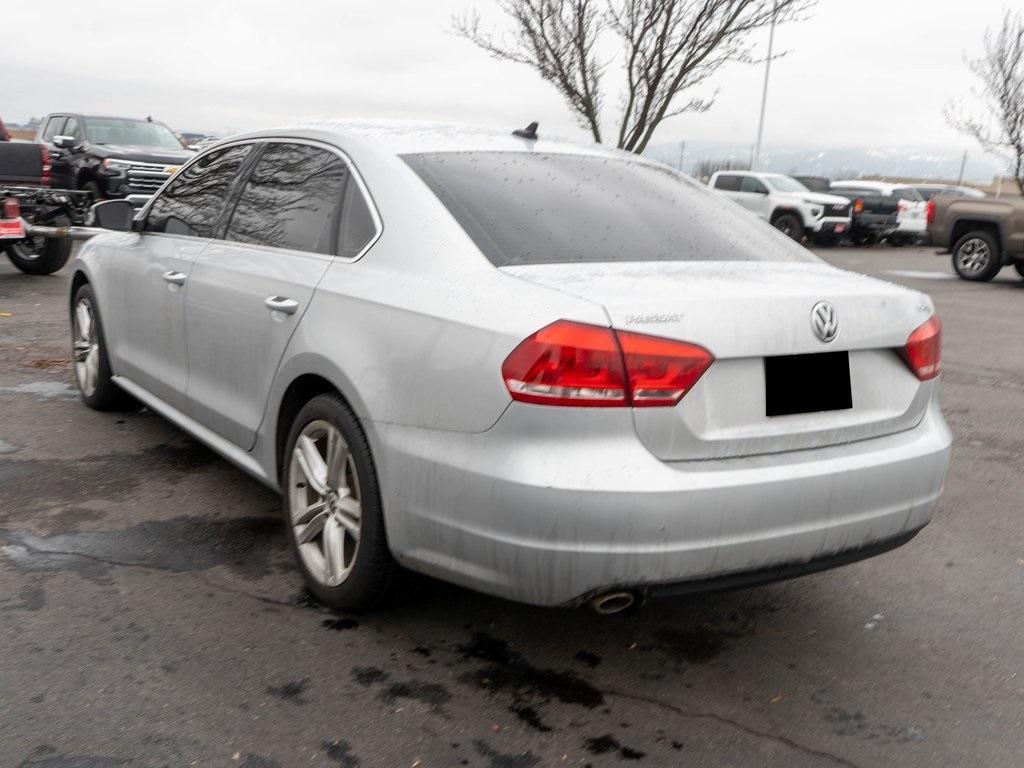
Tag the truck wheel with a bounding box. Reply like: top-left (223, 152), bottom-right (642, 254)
top-left (772, 213), bottom-right (804, 241)
top-left (952, 230), bottom-right (1002, 282)
top-left (3, 214), bottom-right (73, 275)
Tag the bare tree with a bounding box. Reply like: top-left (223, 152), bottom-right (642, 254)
top-left (946, 11), bottom-right (1024, 194)
top-left (454, 0), bottom-right (814, 154)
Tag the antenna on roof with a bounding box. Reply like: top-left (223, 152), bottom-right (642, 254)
top-left (512, 122), bottom-right (539, 140)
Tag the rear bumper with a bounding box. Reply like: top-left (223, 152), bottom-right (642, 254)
top-left (374, 401), bottom-right (951, 607)
top-left (809, 217), bottom-right (851, 235)
top-left (853, 213), bottom-right (898, 235)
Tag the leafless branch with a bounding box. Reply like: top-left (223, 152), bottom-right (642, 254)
top-left (946, 11), bottom-right (1024, 194)
top-left (455, 0), bottom-right (814, 153)
top-left (453, 1), bottom-right (605, 142)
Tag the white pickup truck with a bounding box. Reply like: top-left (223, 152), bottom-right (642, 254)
top-left (708, 171), bottom-right (853, 245)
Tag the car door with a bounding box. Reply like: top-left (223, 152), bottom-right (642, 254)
top-left (737, 175), bottom-right (772, 219)
top-left (100, 143), bottom-right (254, 412)
top-left (40, 115), bottom-right (75, 189)
top-left (184, 141), bottom-right (353, 449)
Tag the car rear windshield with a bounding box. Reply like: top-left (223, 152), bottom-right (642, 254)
top-left (403, 151), bottom-right (813, 266)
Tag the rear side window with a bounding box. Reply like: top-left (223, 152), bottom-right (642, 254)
top-left (714, 174), bottom-right (742, 191)
top-left (145, 144), bottom-right (253, 238)
top-left (225, 143), bottom-right (348, 254)
top-left (338, 179), bottom-right (377, 259)
top-left (404, 152), bottom-right (815, 266)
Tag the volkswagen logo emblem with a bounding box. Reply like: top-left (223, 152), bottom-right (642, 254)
top-left (811, 301), bottom-right (839, 343)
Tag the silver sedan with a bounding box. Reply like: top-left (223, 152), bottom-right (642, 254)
top-left (70, 121), bottom-right (951, 611)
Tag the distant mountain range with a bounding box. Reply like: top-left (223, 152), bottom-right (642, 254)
top-left (644, 140), bottom-right (1008, 183)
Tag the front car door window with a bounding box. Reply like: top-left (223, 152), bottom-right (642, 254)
top-left (740, 176), bottom-right (768, 195)
top-left (146, 144), bottom-right (253, 237)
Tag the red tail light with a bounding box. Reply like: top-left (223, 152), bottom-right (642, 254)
top-left (926, 199), bottom-right (936, 225)
top-left (39, 145), bottom-right (52, 187)
top-left (899, 314), bottom-right (941, 381)
top-left (2, 198), bottom-right (19, 220)
top-left (502, 320), bottom-right (714, 408)
top-left (853, 197), bottom-right (864, 214)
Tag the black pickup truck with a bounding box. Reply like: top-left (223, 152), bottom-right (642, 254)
top-left (1, 141), bottom-right (92, 274)
top-left (794, 176), bottom-right (899, 245)
top-left (37, 113), bottom-right (194, 199)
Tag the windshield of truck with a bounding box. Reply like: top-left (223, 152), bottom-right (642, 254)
top-left (764, 174), bottom-right (809, 193)
top-left (84, 118), bottom-right (183, 151)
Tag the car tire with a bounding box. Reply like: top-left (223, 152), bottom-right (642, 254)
top-left (71, 283), bottom-right (127, 410)
top-left (283, 393), bottom-right (404, 612)
top-left (3, 212), bottom-right (73, 275)
top-left (1014, 262), bottom-right (1024, 280)
top-left (772, 213), bottom-right (804, 241)
top-left (952, 230), bottom-right (1002, 282)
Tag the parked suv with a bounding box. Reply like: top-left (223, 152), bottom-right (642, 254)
top-left (708, 171), bottom-right (852, 244)
top-left (36, 113), bottom-right (194, 200)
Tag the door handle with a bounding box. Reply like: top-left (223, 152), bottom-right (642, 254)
top-left (162, 271), bottom-right (187, 286)
top-left (264, 296), bottom-right (299, 315)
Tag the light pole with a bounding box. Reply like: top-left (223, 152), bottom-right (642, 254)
top-left (752, 2), bottom-right (778, 171)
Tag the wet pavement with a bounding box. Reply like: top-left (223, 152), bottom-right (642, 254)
top-left (1, 246), bottom-right (1022, 767)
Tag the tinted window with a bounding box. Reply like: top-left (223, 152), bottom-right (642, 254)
top-left (145, 144), bottom-right (252, 238)
top-left (404, 152), bottom-right (814, 266)
top-left (226, 143), bottom-right (348, 254)
top-left (714, 174), bottom-right (742, 191)
top-left (740, 176), bottom-right (768, 194)
top-left (338, 179), bottom-right (377, 259)
top-left (42, 117), bottom-right (66, 141)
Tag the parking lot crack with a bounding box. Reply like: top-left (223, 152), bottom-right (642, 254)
top-left (603, 688), bottom-right (863, 768)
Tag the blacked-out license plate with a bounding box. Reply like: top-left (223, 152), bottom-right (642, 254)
top-left (764, 351), bottom-right (852, 417)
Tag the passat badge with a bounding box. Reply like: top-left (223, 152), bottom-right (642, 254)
top-left (811, 301), bottom-right (838, 343)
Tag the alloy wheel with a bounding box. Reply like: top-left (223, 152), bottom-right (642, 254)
top-left (955, 238), bottom-right (991, 276)
top-left (72, 298), bottom-right (100, 396)
top-left (288, 420), bottom-right (362, 587)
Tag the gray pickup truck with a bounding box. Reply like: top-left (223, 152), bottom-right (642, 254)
top-left (929, 195), bottom-right (1024, 281)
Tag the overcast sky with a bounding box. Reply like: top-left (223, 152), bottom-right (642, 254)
top-left (2, 0), bottom-right (1011, 157)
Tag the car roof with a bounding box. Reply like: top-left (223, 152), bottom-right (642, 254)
top-left (226, 119), bottom-right (637, 161)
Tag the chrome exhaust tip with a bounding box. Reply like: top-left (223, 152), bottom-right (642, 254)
top-left (589, 591), bottom-right (636, 615)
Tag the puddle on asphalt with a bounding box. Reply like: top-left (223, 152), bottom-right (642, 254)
top-left (0, 514), bottom-right (287, 583)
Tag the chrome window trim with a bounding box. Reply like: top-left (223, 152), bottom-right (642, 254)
top-left (138, 136), bottom-right (383, 263)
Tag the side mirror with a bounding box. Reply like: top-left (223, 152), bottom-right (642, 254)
top-left (93, 199), bottom-right (136, 232)
top-left (53, 135), bottom-right (77, 150)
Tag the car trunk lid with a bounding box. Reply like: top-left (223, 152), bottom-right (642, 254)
top-left (501, 260), bottom-right (936, 460)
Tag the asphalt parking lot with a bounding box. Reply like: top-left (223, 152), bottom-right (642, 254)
top-left (1, 245), bottom-right (1022, 768)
